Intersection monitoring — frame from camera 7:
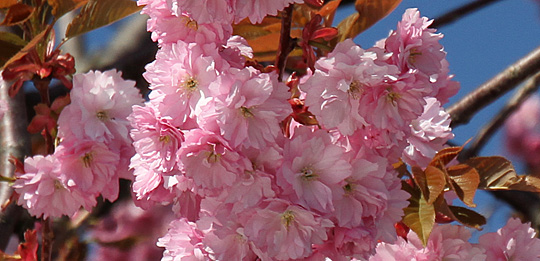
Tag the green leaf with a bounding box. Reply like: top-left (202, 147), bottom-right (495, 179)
top-left (65, 0), bottom-right (142, 39)
top-left (0, 32), bottom-right (28, 66)
top-left (47, 0), bottom-right (88, 19)
top-left (402, 181), bottom-right (435, 246)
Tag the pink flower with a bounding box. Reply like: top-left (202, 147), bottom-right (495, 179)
top-left (157, 218), bottom-right (210, 260)
top-left (369, 224), bottom-right (486, 260)
top-left (178, 129), bottom-right (249, 196)
top-left (403, 97), bottom-right (454, 167)
top-left (505, 94), bottom-right (540, 169)
top-left (167, 0), bottom-right (234, 25)
top-left (13, 155), bottom-right (96, 219)
top-left (382, 8), bottom-right (445, 76)
top-left (139, 0), bottom-right (232, 45)
top-left (277, 128), bottom-right (351, 213)
top-left (57, 70), bottom-right (143, 144)
top-left (302, 40), bottom-right (394, 135)
top-left (143, 40), bottom-right (227, 128)
top-left (130, 153), bottom-right (176, 204)
top-left (243, 199), bottom-right (333, 260)
top-left (378, 8), bottom-right (460, 104)
top-left (209, 68), bottom-right (290, 150)
top-left (479, 217), bottom-right (540, 260)
top-left (55, 139), bottom-right (119, 196)
top-left (233, 0), bottom-right (304, 24)
top-left (90, 201), bottom-right (174, 261)
top-left (203, 226), bottom-right (257, 260)
top-left (129, 104), bottom-right (185, 172)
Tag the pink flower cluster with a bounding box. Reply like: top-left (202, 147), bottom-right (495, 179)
top-left (129, 5), bottom-right (460, 260)
top-left (370, 218), bottom-right (540, 260)
top-left (13, 70), bottom-right (143, 219)
top-left (505, 94), bottom-right (540, 169)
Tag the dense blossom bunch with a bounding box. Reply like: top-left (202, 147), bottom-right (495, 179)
top-left (14, 70), bottom-right (143, 218)
top-left (10, 1), bottom-right (540, 260)
top-left (370, 218), bottom-right (540, 260)
top-left (123, 4), bottom-right (465, 259)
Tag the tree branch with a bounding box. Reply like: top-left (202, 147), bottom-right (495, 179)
top-left (447, 45), bottom-right (540, 128)
top-left (431, 0), bottom-right (503, 28)
top-left (0, 76), bottom-right (31, 251)
top-left (462, 71), bottom-right (540, 159)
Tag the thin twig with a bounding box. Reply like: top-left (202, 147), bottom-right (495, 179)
top-left (447, 45), bottom-right (540, 128)
top-left (462, 71), bottom-right (540, 159)
top-left (431, 0), bottom-right (503, 28)
top-left (275, 4), bottom-right (294, 82)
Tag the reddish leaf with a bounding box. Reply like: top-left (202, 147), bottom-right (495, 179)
top-left (467, 156), bottom-right (540, 192)
top-left (1, 3), bottom-right (34, 26)
top-left (65, 0), bottom-right (142, 39)
top-left (27, 104), bottom-right (56, 134)
top-left (448, 206), bottom-right (486, 230)
top-left (311, 27), bottom-right (338, 41)
top-left (429, 145), bottom-right (463, 169)
top-left (424, 165), bottom-right (446, 204)
top-left (434, 196), bottom-right (485, 229)
top-left (0, 32), bottom-right (27, 68)
top-left (337, 0), bottom-right (402, 41)
top-left (0, 0), bottom-right (18, 8)
top-left (317, 0), bottom-right (341, 26)
top-left (47, 0), bottom-right (88, 19)
top-left (1, 27), bottom-right (51, 70)
top-left (18, 229), bottom-right (38, 261)
top-left (50, 94), bottom-right (71, 114)
top-left (411, 165), bottom-right (428, 200)
top-left (305, 0), bottom-right (324, 8)
top-left (446, 164), bottom-right (480, 207)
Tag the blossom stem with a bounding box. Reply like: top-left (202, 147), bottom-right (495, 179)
top-left (275, 4), bottom-right (295, 82)
top-left (41, 218), bottom-right (53, 261)
top-left (447, 45), bottom-right (540, 127)
top-left (462, 71), bottom-right (540, 159)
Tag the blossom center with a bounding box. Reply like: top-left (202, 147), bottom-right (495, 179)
top-left (181, 16), bottom-right (198, 31)
top-left (81, 152), bottom-right (93, 168)
top-left (408, 47), bottom-right (422, 64)
top-left (182, 77), bottom-right (198, 93)
top-left (53, 179), bottom-right (64, 190)
top-left (343, 181), bottom-right (356, 195)
top-left (96, 111), bottom-right (108, 121)
top-left (281, 210), bottom-right (295, 229)
top-left (385, 87), bottom-right (401, 106)
top-left (348, 80), bottom-right (363, 99)
top-left (159, 135), bottom-right (171, 143)
top-left (300, 166), bottom-right (318, 181)
top-left (240, 106), bottom-right (254, 118)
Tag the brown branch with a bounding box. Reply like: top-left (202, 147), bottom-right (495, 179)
top-left (41, 218), bottom-right (53, 261)
top-left (275, 4), bottom-right (295, 82)
top-left (462, 71), bottom-right (540, 159)
top-left (447, 45), bottom-right (540, 128)
top-left (0, 75), bottom-right (31, 250)
top-left (431, 0), bottom-right (503, 28)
